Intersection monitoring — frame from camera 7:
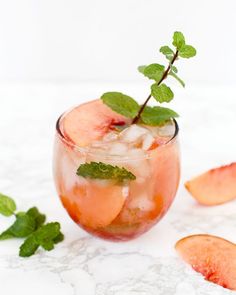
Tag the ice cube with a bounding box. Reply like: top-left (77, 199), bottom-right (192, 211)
top-left (129, 195), bottom-right (154, 211)
top-left (89, 139), bottom-right (110, 156)
top-left (103, 131), bottom-right (118, 142)
top-left (144, 121), bottom-right (175, 138)
top-left (158, 121), bottom-right (175, 137)
top-left (126, 148), bottom-right (146, 159)
top-left (142, 133), bottom-right (155, 150)
top-left (109, 142), bottom-right (128, 155)
top-left (119, 124), bottom-right (150, 143)
top-left (126, 148), bottom-right (150, 178)
top-left (61, 154), bottom-right (86, 190)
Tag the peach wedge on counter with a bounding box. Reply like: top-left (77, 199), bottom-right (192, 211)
top-left (185, 162), bottom-right (236, 205)
top-left (175, 234), bottom-right (236, 290)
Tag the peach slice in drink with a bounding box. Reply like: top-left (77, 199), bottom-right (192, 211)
top-left (62, 181), bottom-right (127, 229)
top-left (185, 163), bottom-right (236, 205)
top-left (175, 234), bottom-right (236, 290)
top-left (61, 99), bottom-right (129, 147)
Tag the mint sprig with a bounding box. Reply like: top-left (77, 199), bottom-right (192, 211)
top-left (0, 194), bottom-right (64, 257)
top-left (77, 162), bottom-right (136, 182)
top-left (20, 222), bottom-right (63, 257)
top-left (100, 31), bottom-right (196, 126)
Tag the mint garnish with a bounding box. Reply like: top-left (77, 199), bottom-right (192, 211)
top-left (139, 63), bottom-right (165, 82)
top-left (159, 46), bottom-right (174, 60)
top-left (100, 31), bottom-right (196, 126)
top-left (0, 195), bottom-right (64, 257)
top-left (172, 31), bottom-right (186, 49)
top-left (77, 162), bottom-right (136, 182)
top-left (151, 83), bottom-right (174, 103)
top-left (101, 92), bottom-right (139, 119)
top-left (141, 106), bottom-right (179, 126)
top-left (178, 45), bottom-right (196, 58)
top-left (172, 31), bottom-right (196, 58)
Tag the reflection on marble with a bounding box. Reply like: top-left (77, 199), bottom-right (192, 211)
top-left (0, 83), bottom-right (236, 294)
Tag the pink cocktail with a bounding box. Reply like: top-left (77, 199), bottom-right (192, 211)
top-left (53, 100), bottom-right (180, 241)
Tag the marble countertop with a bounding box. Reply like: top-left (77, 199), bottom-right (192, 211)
top-left (0, 82), bottom-right (236, 295)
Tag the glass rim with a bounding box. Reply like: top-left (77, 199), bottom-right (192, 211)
top-left (55, 107), bottom-right (179, 160)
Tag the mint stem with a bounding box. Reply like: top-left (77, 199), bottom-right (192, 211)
top-left (132, 50), bottom-right (179, 124)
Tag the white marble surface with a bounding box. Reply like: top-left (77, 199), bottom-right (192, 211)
top-left (0, 82), bottom-right (236, 295)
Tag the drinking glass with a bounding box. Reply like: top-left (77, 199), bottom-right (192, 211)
top-left (53, 105), bottom-right (180, 241)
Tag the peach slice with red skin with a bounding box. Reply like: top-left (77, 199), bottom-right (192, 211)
top-left (185, 162), bottom-right (236, 205)
top-left (61, 182), bottom-right (127, 229)
top-left (62, 99), bottom-right (129, 147)
top-left (175, 234), bottom-right (236, 290)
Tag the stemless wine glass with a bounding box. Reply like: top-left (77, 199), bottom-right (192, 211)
top-left (53, 104), bottom-right (180, 241)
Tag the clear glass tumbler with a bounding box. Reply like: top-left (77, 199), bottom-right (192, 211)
top-left (53, 104), bottom-right (180, 241)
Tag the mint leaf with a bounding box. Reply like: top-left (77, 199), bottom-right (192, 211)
top-left (0, 207), bottom-right (46, 240)
top-left (0, 193), bottom-right (16, 216)
top-left (138, 65), bottom-right (146, 74)
top-left (101, 92), bottom-right (139, 119)
top-left (0, 230), bottom-right (14, 240)
top-left (77, 162), bottom-right (136, 182)
top-left (53, 232), bottom-right (64, 244)
top-left (179, 45), bottom-right (196, 58)
top-left (142, 63), bottom-right (165, 82)
top-left (160, 46), bottom-right (174, 60)
top-left (36, 222), bottom-right (61, 243)
top-left (19, 222), bottom-right (62, 257)
top-left (151, 83), bottom-right (174, 103)
top-left (172, 31), bottom-right (185, 49)
top-left (26, 207), bottom-right (46, 229)
top-left (141, 106), bottom-right (179, 126)
top-left (19, 235), bottom-right (39, 257)
top-left (0, 213), bottom-right (36, 240)
top-left (0, 214), bottom-right (36, 240)
top-left (41, 240), bottom-right (54, 251)
top-left (169, 71), bottom-right (185, 87)
top-left (170, 65), bottom-right (178, 73)
top-left (16, 211), bottom-right (26, 217)
top-left (13, 215), bottom-right (34, 237)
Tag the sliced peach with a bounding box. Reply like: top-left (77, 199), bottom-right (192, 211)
top-left (185, 163), bottom-right (236, 205)
top-left (65, 182), bottom-right (127, 229)
top-left (175, 234), bottom-right (236, 290)
top-left (62, 99), bottom-right (128, 147)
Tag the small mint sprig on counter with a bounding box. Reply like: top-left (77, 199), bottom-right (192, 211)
top-left (101, 31), bottom-right (196, 126)
top-left (0, 193), bottom-right (64, 257)
top-left (20, 222), bottom-right (63, 257)
top-left (77, 162), bottom-right (136, 182)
